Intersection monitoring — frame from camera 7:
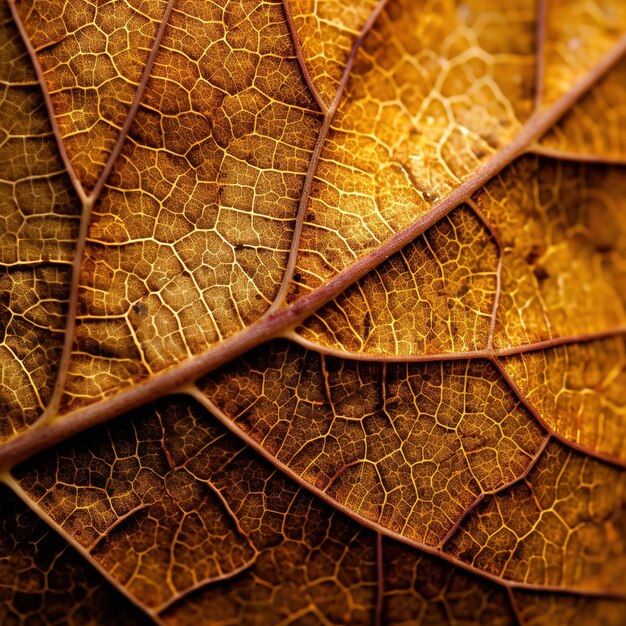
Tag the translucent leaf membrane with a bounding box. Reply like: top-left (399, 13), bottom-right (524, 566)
top-left (13, 400), bottom-right (257, 611)
top-left (540, 0), bottom-right (626, 106)
top-left (0, 1), bottom-right (79, 441)
top-left (1, 0), bottom-right (626, 624)
top-left (295, 155), bottom-right (626, 359)
top-left (288, 0), bottom-right (380, 105)
top-left (58, 0), bottom-right (323, 412)
top-left (200, 342), bottom-right (626, 581)
top-left (500, 337), bottom-right (626, 462)
top-left (384, 541), bottom-right (626, 626)
top-left (288, 0), bottom-right (536, 298)
top-left (538, 56), bottom-right (626, 161)
top-left (296, 205), bottom-right (499, 357)
top-left (481, 158), bottom-right (626, 348)
top-left (14, 0), bottom-right (169, 190)
top-left (381, 540), bottom-right (515, 626)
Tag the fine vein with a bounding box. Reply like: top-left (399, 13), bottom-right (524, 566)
top-left (1, 33), bottom-right (625, 472)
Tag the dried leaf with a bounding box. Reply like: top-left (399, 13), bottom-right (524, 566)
top-left (1, 0), bottom-right (626, 624)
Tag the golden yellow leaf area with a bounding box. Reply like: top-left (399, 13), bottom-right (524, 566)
top-left (537, 57), bottom-right (626, 161)
top-left (501, 338), bottom-right (626, 462)
top-left (288, 0), bottom-right (536, 299)
top-left (297, 205), bottom-right (500, 356)
top-left (1, 0), bottom-right (626, 624)
top-left (540, 0), bottom-right (626, 105)
top-left (288, 0), bottom-right (380, 106)
top-left (0, 1), bottom-right (80, 441)
top-left (14, 0), bottom-right (169, 191)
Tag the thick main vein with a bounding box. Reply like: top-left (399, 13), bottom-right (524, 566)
top-left (0, 31), bottom-right (625, 474)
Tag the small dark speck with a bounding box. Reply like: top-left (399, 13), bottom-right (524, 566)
top-left (422, 189), bottom-right (437, 203)
top-left (596, 243), bottom-right (614, 253)
top-left (293, 273), bottom-right (302, 282)
top-left (363, 311), bottom-right (372, 337)
top-left (472, 146), bottom-right (487, 159)
top-left (525, 245), bottom-right (544, 266)
top-left (533, 266), bottom-right (550, 283)
top-left (132, 302), bottom-right (149, 315)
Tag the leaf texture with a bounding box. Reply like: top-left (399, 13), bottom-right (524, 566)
top-left (1, 0), bottom-right (626, 624)
top-left (0, 0), bottom-right (80, 441)
top-left (0, 484), bottom-right (146, 625)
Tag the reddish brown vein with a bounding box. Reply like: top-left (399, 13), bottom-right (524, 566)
top-left (284, 331), bottom-right (494, 361)
top-left (0, 30), bottom-right (625, 478)
top-left (508, 587), bottom-right (526, 626)
top-left (269, 0), bottom-right (391, 311)
top-left (185, 389), bottom-right (626, 601)
top-left (469, 198), bottom-right (504, 352)
top-left (284, 325), bottom-right (626, 362)
top-left (280, 0), bottom-right (328, 113)
top-left (155, 557), bottom-right (258, 614)
top-left (86, 502), bottom-right (153, 552)
top-left (496, 326), bottom-right (626, 356)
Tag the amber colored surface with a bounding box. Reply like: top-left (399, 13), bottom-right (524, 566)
top-left (1, 0), bottom-right (626, 624)
top-left (0, 1), bottom-right (80, 441)
top-left (537, 57), bottom-right (626, 160)
top-left (15, 0), bottom-right (168, 190)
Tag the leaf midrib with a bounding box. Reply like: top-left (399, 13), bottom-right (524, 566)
top-left (2, 4), bottom-right (626, 618)
top-left (1, 31), bottom-right (626, 473)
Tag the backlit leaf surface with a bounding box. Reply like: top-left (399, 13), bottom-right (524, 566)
top-left (1, 0), bottom-right (626, 624)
